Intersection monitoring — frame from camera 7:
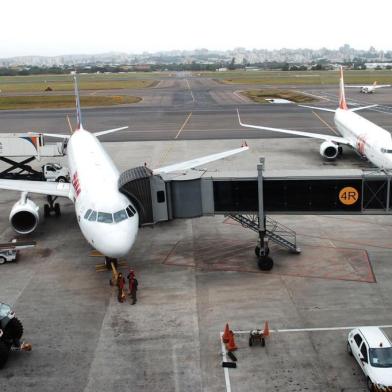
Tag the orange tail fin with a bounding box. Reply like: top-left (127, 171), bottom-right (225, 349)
top-left (339, 66), bottom-right (348, 110)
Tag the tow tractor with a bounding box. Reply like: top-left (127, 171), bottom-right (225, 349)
top-left (0, 303), bottom-right (31, 368)
top-left (0, 240), bottom-right (36, 265)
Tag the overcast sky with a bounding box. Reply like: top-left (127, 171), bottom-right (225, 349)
top-left (1, 0), bottom-right (391, 57)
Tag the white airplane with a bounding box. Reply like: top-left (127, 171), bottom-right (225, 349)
top-left (0, 77), bottom-right (248, 263)
top-left (346, 81), bottom-right (391, 94)
top-left (238, 67), bottom-right (392, 170)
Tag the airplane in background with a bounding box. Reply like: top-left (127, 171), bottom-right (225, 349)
top-left (0, 77), bottom-right (248, 264)
top-left (346, 81), bottom-right (391, 94)
top-left (238, 67), bottom-right (392, 170)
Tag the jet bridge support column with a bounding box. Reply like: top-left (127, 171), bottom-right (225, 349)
top-left (256, 158), bottom-right (274, 270)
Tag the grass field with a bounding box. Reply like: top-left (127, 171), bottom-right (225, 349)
top-left (242, 89), bottom-right (317, 104)
top-left (0, 73), bottom-right (159, 93)
top-left (0, 95), bottom-right (141, 110)
top-left (204, 70), bottom-right (392, 85)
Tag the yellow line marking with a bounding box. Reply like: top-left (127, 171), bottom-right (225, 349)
top-left (175, 112), bottom-right (192, 139)
top-left (312, 110), bottom-right (339, 136)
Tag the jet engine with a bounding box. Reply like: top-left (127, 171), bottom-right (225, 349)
top-left (319, 141), bottom-right (339, 159)
top-left (9, 192), bottom-right (39, 234)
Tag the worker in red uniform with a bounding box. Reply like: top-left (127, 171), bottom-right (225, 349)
top-left (117, 272), bottom-right (126, 303)
top-left (127, 269), bottom-right (138, 305)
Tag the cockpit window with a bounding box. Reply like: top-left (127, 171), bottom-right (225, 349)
top-left (97, 212), bottom-right (113, 223)
top-left (381, 148), bottom-right (392, 153)
top-left (84, 209), bottom-right (92, 219)
top-left (88, 210), bottom-right (97, 221)
top-left (114, 210), bottom-right (128, 223)
top-left (129, 205), bottom-right (137, 214)
top-left (127, 206), bottom-right (135, 218)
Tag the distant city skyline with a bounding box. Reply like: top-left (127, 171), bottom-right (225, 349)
top-left (1, 0), bottom-right (392, 58)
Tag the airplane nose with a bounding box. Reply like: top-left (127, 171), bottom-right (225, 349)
top-left (94, 218), bottom-right (138, 258)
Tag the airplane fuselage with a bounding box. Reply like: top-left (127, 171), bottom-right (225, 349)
top-left (334, 109), bottom-right (392, 169)
top-left (67, 129), bottom-right (139, 258)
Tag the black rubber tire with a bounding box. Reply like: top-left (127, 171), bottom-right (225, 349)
top-left (44, 204), bottom-right (50, 218)
top-left (249, 337), bottom-right (253, 347)
top-left (258, 256), bottom-right (274, 271)
top-left (347, 342), bottom-right (353, 356)
top-left (254, 246), bottom-right (260, 257)
top-left (0, 340), bottom-right (10, 369)
top-left (54, 203), bottom-right (61, 217)
top-left (0, 257), bottom-right (6, 265)
top-left (366, 377), bottom-right (374, 392)
top-left (56, 177), bottom-right (66, 183)
top-left (261, 337), bottom-right (266, 347)
top-left (3, 317), bottom-right (23, 341)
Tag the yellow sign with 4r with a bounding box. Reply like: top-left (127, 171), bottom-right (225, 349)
top-left (339, 187), bottom-right (359, 205)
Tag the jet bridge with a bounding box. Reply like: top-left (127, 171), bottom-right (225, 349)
top-left (119, 160), bottom-right (392, 270)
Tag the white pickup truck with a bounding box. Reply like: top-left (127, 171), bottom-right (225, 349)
top-left (42, 163), bottom-right (70, 182)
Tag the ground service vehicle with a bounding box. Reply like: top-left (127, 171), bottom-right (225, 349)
top-left (0, 303), bottom-right (24, 368)
top-left (42, 163), bottom-right (69, 182)
top-left (347, 327), bottom-right (392, 391)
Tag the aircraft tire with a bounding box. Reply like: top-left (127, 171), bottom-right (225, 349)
top-left (44, 204), bottom-right (50, 218)
top-left (0, 341), bottom-right (10, 369)
top-left (54, 203), bottom-right (61, 217)
top-left (257, 256), bottom-right (273, 271)
top-left (4, 317), bottom-right (24, 341)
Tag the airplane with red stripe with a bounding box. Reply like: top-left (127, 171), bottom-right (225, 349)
top-left (238, 66), bottom-right (392, 170)
top-left (0, 76), bottom-right (248, 263)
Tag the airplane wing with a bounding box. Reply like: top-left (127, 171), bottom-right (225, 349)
top-left (93, 126), bottom-right (129, 137)
top-left (237, 109), bottom-right (350, 145)
top-left (0, 179), bottom-right (72, 199)
top-left (153, 145), bottom-right (249, 174)
top-left (42, 126), bottom-right (129, 139)
top-left (345, 85), bottom-right (365, 88)
top-left (42, 133), bottom-right (70, 139)
top-left (374, 84), bottom-right (391, 89)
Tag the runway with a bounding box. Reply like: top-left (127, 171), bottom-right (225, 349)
top-left (1, 75), bottom-right (392, 142)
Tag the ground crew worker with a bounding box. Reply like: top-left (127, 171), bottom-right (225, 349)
top-left (127, 269), bottom-right (138, 305)
top-left (117, 272), bottom-right (126, 303)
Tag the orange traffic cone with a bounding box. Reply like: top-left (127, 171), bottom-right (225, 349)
top-left (226, 331), bottom-right (238, 352)
top-left (263, 321), bottom-right (270, 337)
top-left (222, 323), bottom-right (231, 343)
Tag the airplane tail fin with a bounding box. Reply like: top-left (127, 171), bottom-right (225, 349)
top-left (373, 81), bottom-right (378, 86)
top-left (338, 66), bottom-right (348, 110)
top-left (73, 75), bottom-right (84, 130)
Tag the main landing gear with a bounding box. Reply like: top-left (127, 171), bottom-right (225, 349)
top-left (44, 195), bottom-right (61, 218)
top-left (255, 236), bottom-right (273, 271)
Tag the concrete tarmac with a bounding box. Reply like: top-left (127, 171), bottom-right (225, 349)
top-left (0, 138), bottom-right (391, 391)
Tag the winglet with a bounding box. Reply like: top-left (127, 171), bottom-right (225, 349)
top-left (73, 75), bottom-right (83, 130)
top-left (339, 66), bottom-right (348, 110)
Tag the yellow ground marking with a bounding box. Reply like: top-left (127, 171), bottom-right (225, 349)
top-left (175, 112), bottom-right (192, 139)
top-left (312, 110), bottom-right (339, 136)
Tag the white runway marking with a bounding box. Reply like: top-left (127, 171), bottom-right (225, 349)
top-left (185, 79), bottom-right (195, 102)
top-left (220, 332), bottom-right (232, 392)
top-left (231, 325), bottom-right (392, 334)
